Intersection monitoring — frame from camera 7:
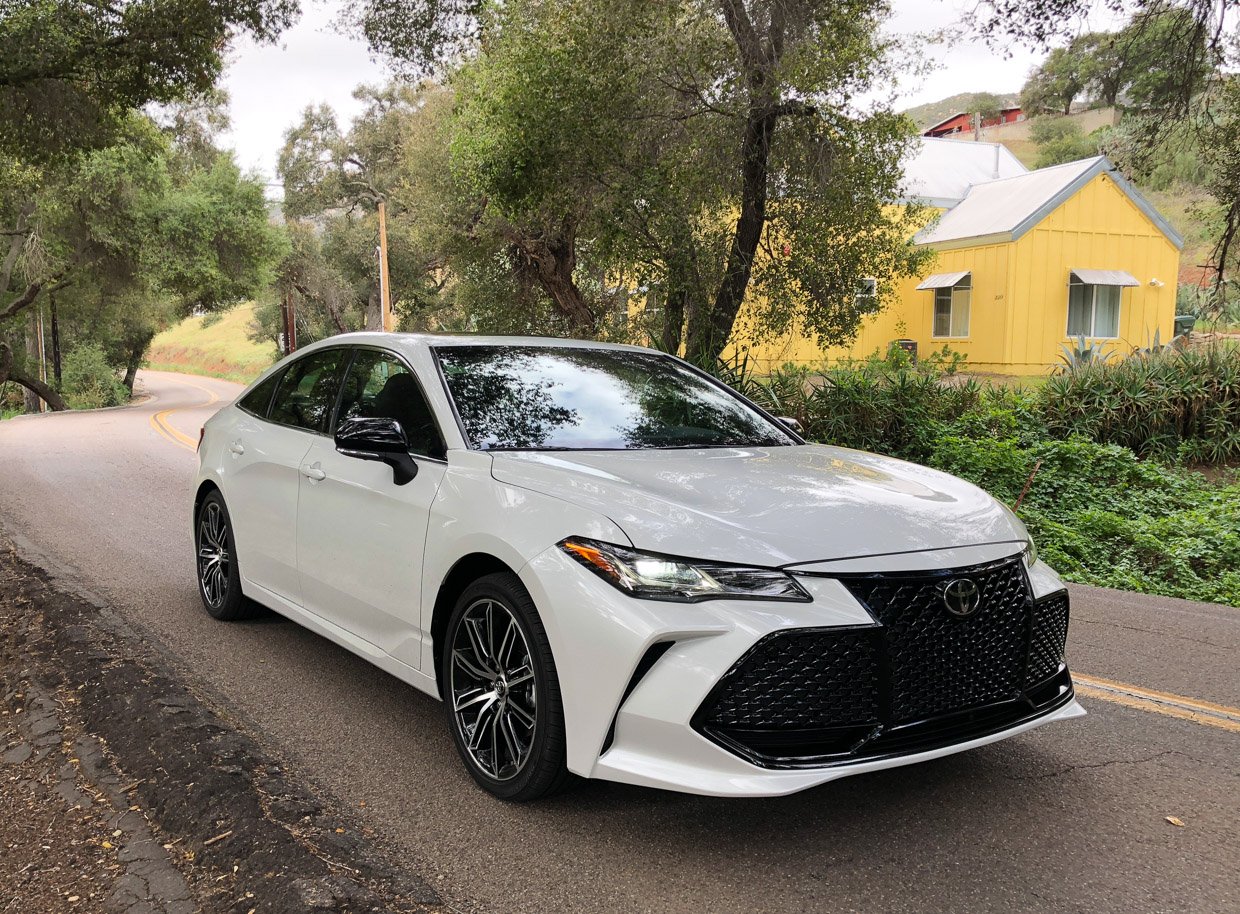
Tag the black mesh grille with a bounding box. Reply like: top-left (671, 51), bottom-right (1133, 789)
top-left (693, 558), bottom-right (1075, 768)
top-left (843, 559), bottom-right (1031, 722)
top-left (1027, 591), bottom-right (1070, 686)
top-left (704, 628), bottom-right (880, 730)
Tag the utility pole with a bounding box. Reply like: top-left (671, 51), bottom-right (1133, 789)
top-left (283, 290), bottom-right (298, 353)
top-left (377, 199), bottom-right (393, 332)
top-left (36, 306), bottom-right (47, 412)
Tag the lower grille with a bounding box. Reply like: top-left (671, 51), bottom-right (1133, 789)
top-left (694, 556), bottom-right (1073, 768)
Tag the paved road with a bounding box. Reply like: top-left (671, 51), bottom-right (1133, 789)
top-left (1, 370), bottom-right (1237, 914)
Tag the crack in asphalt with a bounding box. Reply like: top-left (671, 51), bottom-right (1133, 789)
top-left (1001, 749), bottom-right (1179, 781)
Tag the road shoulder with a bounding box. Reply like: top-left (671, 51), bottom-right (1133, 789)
top-left (0, 537), bottom-right (442, 914)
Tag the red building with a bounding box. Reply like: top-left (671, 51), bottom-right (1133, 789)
top-left (924, 107), bottom-right (1023, 138)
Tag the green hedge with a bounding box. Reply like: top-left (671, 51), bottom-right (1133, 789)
top-left (722, 349), bottom-right (1240, 607)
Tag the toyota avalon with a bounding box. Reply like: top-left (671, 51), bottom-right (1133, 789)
top-left (193, 334), bottom-right (1083, 800)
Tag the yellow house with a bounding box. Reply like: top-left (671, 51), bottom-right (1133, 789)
top-left (730, 138), bottom-right (1183, 375)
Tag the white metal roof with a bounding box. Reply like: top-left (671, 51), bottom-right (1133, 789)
top-left (902, 137), bottom-right (1028, 205)
top-left (1070, 269), bottom-right (1139, 286)
top-left (916, 271), bottom-right (971, 290)
top-left (916, 158), bottom-right (1103, 246)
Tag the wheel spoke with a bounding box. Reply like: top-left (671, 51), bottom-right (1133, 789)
top-left (463, 617), bottom-right (496, 674)
top-left (452, 648), bottom-right (493, 683)
top-left (496, 616), bottom-right (517, 670)
top-left (506, 664), bottom-right (534, 689)
top-left (498, 710), bottom-right (522, 771)
top-left (506, 696), bottom-right (535, 728)
top-left (468, 699), bottom-right (499, 753)
top-left (454, 687), bottom-right (497, 713)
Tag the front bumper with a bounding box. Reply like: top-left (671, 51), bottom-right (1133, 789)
top-left (519, 547), bottom-right (1084, 797)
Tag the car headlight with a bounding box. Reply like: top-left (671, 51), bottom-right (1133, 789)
top-left (559, 538), bottom-right (810, 603)
top-left (1023, 539), bottom-right (1038, 568)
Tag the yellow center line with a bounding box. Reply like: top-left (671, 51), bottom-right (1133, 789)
top-left (146, 377), bottom-right (222, 454)
top-left (1074, 672), bottom-right (1240, 733)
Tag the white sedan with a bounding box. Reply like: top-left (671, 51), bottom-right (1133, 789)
top-left (193, 333), bottom-right (1084, 800)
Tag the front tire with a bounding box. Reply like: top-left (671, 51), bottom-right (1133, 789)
top-left (195, 491), bottom-right (255, 621)
top-left (443, 573), bottom-right (570, 801)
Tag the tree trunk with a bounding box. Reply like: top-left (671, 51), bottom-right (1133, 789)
top-left (23, 313), bottom-right (40, 412)
top-left (0, 341), bottom-right (67, 411)
top-left (49, 294), bottom-right (61, 386)
top-left (121, 334), bottom-right (152, 394)
top-left (685, 102), bottom-right (777, 367)
top-left (509, 227), bottom-right (596, 334)
top-left (365, 284), bottom-right (383, 331)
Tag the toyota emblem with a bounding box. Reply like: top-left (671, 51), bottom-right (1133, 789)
top-left (942, 578), bottom-right (981, 617)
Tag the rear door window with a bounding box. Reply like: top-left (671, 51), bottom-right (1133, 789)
top-left (269, 349), bottom-right (347, 433)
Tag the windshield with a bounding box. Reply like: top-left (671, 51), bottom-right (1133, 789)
top-left (434, 345), bottom-right (796, 451)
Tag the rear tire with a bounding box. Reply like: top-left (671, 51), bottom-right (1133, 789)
top-left (195, 491), bottom-right (256, 621)
top-left (442, 572), bottom-right (570, 801)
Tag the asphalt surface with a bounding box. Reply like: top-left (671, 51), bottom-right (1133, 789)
top-left (1, 369), bottom-right (1237, 914)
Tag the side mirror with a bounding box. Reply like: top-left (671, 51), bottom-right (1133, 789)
top-left (777, 416), bottom-right (803, 435)
top-left (335, 416), bottom-right (419, 486)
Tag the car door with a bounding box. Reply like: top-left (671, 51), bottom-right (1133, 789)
top-left (296, 347), bottom-right (448, 670)
top-left (226, 348), bottom-right (348, 605)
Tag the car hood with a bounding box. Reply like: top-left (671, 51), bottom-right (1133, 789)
top-left (490, 445), bottom-right (1027, 568)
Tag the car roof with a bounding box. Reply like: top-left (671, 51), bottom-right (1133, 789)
top-left (314, 332), bottom-right (657, 356)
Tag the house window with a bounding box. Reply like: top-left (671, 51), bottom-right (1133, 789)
top-left (1067, 281), bottom-right (1121, 338)
top-left (855, 277), bottom-right (877, 309)
top-left (932, 276), bottom-right (971, 338)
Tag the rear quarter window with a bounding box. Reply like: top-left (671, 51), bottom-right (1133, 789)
top-left (238, 371), bottom-right (282, 418)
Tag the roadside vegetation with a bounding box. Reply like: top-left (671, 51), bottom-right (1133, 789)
top-left (722, 344), bottom-right (1240, 607)
top-left (146, 301), bottom-right (279, 384)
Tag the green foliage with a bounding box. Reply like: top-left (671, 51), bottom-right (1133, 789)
top-left (1020, 46), bottom-right (1086, 115)
top-left (1058, 334), bottom-right (1113, 369)
top-left (1041, 346), bottom-right (1240, 462)
top-left (716, 351), bottom-right (1240, 606)
top-left (60, 343), bottom-right (129, 409)
top-left (0, 0), bottom-right (296, 162)
top-left (1029, 117), bottom-right (1111, 168)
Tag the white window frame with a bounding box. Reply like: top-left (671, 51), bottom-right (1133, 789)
top-left (855, 277), bottom-right (878, 309)
top-left (931, 276), bottom-right (972, 339)
top-left (1066, 281), bottom-right (1122, 339)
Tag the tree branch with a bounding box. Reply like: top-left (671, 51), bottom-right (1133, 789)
top-left (0, 341), bottom-right (67, 411)
top-left (718, 0), bottom-right (765, 74)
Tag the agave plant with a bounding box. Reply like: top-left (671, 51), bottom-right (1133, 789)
top-left (1058, 335), bottom-right (1113, 371)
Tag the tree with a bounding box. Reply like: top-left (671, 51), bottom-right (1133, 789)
top-left (276, 83), bottom-right (455, 342)
top-left (1020, 45), bottom-right (1087, 115)
top-left (1029, 117), bottom-right (1111, 167)
top-left (439, 0), bottom-right (929, 366)
top-left (341, 0), bottom-right (483, 78)
top-left (975, 0), bottom-right (1238, 318)
top-left (1075, 32), bottom-right (1127, 108)
top-left (0, 113), bottom-right (285, 408)
top-left (0, 0), bottom-right (297, 163)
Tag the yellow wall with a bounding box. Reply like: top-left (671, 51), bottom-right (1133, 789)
top-left (727, 172), bottom-right (1180, 376)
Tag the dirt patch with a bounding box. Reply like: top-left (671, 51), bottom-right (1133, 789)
top-left (0, 540), bottom-right (442, 914)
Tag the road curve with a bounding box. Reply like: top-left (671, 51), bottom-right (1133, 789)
top-left (0, 369), bottom-right (1237, 914)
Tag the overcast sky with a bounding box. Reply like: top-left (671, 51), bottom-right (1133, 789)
top-left (219, 1), bottom-right (1101, 193)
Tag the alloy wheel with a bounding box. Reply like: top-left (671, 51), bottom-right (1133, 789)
top-left (449, 598), bottom-right (538, 781)
top-left (197, 501), bottom-right (231, 609)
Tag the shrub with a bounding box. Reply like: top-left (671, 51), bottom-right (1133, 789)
top-left (1039, 346), bottom-right (1240, 462)
top-left (61, 343), bottom-right (129, 410)
top-left (713, 352), bottom-right (1240, 607)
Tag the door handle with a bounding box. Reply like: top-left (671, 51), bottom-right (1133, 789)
top-left (301, 462), bottom-right (326, 481)
top-left (229, 441), bottom-right (245, 455)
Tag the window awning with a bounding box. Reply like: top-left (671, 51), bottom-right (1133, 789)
top-left (1070, 269), bottom-right (1139, 287)
top-left (916, 271), bottom-right (971, 290)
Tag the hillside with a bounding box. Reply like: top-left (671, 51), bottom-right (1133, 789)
top-left (903, 92), bottom-right (1018, 130)
top-left (146, 301), bottom-right (277, 384)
